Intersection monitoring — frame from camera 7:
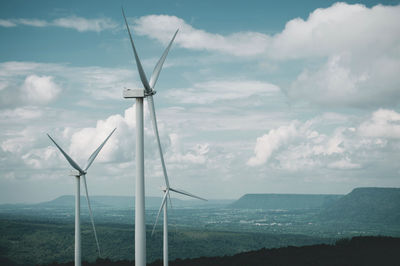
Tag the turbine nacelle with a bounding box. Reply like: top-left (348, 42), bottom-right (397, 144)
top-left (123, 88), bottom-right (156, 99)
top-left (69, 169), bottom-right (86, 177)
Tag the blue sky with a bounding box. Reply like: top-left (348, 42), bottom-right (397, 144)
top-left (1, 0), bottom-right (400, 203)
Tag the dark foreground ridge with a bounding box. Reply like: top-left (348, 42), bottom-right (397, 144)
top-left (33, 236), bottom-right (400, 266)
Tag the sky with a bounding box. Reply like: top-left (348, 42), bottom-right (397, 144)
top-left (1, 0), bottom-right (400, 203)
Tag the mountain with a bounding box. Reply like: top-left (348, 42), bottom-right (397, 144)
top-left (1, 195), bottom-right (234, 210)
top-left (319, 187), bottom-right (400, 224)
top-left (230, 193), bottom-right (343, 210)
top-left (36, 195), bottom-right (172, 209)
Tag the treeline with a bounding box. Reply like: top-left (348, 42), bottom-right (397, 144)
top-left (0, 219), bottom-right (328, 265)
top-left (38, 236), bottom-right (400, 266)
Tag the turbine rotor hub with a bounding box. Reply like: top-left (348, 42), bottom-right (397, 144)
top-left (145, 90), bottom-right (156, 96)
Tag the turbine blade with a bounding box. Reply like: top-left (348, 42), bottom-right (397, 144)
top-left (84, 128), bottom-right (116, 171)
top-left (151, 191), bottom-right (168, 236)
top-left (147, 95), bottom-right (170, 188)
top-left (149, 29), bottom-right (178, 89)
top-left (121, 7), bottom-right (151, 93)
top-left (47, 134), bottom-right (84, 173)
top-left (170, 187), bottom-right (207, 201)
top-left (82, 175), bottom-right (101, 257)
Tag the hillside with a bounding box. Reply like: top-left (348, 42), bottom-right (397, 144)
top-left (38, 236), bottom-right (400, 266)
top-left (230, 193), bottom-right (342, 210)
top-left (0, 196), bottom-right (233, 211)
top-left (319, 187), bottom-right (400, 225)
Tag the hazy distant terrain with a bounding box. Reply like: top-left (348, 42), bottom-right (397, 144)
top-left (230, 193), bottom-right (343, 210)
top-left (0, 187), bottom-right (399, 265)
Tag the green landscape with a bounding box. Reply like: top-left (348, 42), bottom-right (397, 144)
top-left (1, 187), bottom-right (400, 265)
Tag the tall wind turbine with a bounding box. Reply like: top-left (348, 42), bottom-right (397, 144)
top-left (121, 8), bottom-right (206, 266)
top-left (152, 187), bottom-right (206, 266)
top-left (47, 128), bottom-right (116, 266)
top-left (121, 8), bottom-right (179, 266)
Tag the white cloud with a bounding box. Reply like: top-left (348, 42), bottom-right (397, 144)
top-left (247, 107), bottom-right (400, 175)
top-left (22, 146), bottom-right (58, 169)
top-left (17, 18), bottom-right (48, 27)
top-left (20, 75), bottom-right (62, 104)
top-left (358, 109), bottom-right (400, 139)
top-left (1, 129), bottom-right (36, 154)
top-left (269, 3), bottom-right (400, 59)
top-left (165, 80), bottom-right (280, 104)
top-left (288, 53), bottom-right (400, 107)
top-left (53, 16), bottom-right (118, 32)
top-left (133, 15), bottom-right (270, 56)
top-left (0, 16), bottom-right (118, 32)
top-left (282, 3), bottom-right (400, 107)
top-left (0, 19), bottom-right (16, 27)
top-left (68, 105), bottom-right (136, 163)
top-left (247, 113), bottom-right (385, 170)
top-left (247, 122), bottom-right (298, 166)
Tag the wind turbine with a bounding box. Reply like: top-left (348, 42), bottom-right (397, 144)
top-left (121, 8), bottom-right (178, 266)
top-left (121, 8), bottom-right (206, 266)
top-left (152, 187), bottom-right (206, 266)
top-left (47, 128), bottom-right (116, 266)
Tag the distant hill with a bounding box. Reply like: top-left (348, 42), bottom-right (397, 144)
top-left (230, 193), bottom-right (342, 210)
top-left (319, 187), bottom-right (400, 225)
top-left (2, 195), bottom-right (233, 210)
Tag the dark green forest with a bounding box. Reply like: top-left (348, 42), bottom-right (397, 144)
top-left (0, 219), bottom-right (330, 265)
top-left (33, 236), bottom-right (400, 266)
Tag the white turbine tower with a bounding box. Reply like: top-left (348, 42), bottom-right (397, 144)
top-left (121, 8), bottom-right (206, 266)
top-left (47, 128), bottom-right (116, 266)
top-left (152, 187), bottom-right (206, 266)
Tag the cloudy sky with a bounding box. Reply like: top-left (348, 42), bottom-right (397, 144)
top-left (1, 0), bottom-right (400, 203)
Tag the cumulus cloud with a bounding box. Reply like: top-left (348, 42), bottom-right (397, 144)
top-left (282, 3), bottom-right (400, 107)
top-left (269, 3), bottom-right (400, 60)
top-left (247, 114), bottom-right (370, 168)
top-left (247, 111), bottom-right (396, 170)
top-left (247, 123), bottom-right (298, 166)
top-left (20, 75), bottom-right (62, 104)
top-left (68, 105), bottom-right (136, 163)
top-left (358, 109), bottom-right (400, 139)
top-left (0, 16), bottom-right (118, 32)
top-left (165, 80), bottom-right (280, 104)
